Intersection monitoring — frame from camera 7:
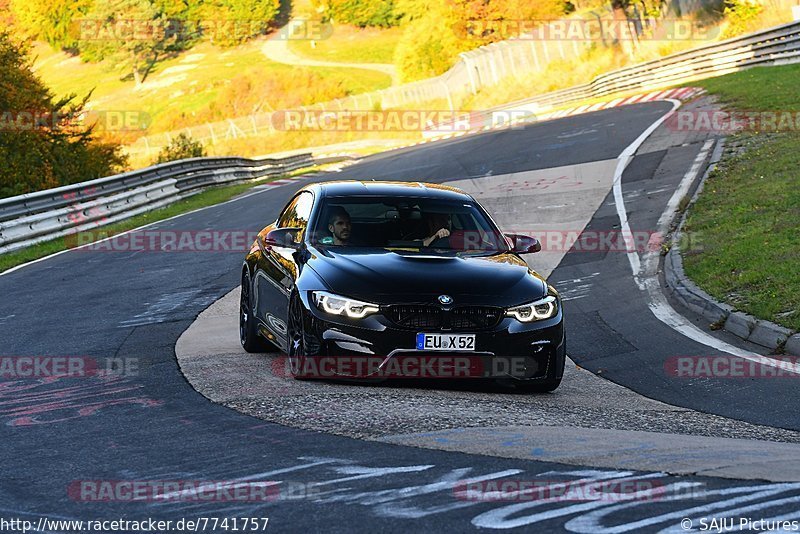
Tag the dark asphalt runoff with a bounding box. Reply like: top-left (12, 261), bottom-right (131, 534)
top-left (1, 102), bottom-right (798, 532)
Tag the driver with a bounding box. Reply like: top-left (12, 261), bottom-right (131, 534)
top-left (327, 206), bottom-right (352, 245)
top-left (420, 213), bottom-right (451, 247)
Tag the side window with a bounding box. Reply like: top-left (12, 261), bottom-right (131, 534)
top-left (277, 192), bottom-right (314, 234)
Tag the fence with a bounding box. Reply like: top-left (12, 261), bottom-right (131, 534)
top-left (0, 153), bottom-right (332, 254)
top-left (490, 18), bottom-right (800, 114)
top-left (125, 8), bottom-right (674, 159)
top-left (127, 10), bottom-right (800, 159)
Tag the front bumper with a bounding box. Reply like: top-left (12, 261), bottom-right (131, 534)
top-left (299, 301), bottom-right (565, 382)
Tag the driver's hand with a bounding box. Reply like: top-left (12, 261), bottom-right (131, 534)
top-left (423, 228), bottom-right (450, 246)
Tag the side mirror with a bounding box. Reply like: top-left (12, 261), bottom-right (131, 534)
top-left (265, 228), bottom-right (303, 249)
top-left (506, 233), bottom-right (541, 254)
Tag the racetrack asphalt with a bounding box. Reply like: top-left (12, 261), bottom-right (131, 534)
top-left (2, 101), bottom-right (799, 532)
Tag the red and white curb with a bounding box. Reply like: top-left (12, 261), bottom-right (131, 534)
top-left (417, 87), bottom-right (705, 143)
top-left (310, 87), bottom-right (706, 168)
top-left (542, 87), bottom-right (704, 121)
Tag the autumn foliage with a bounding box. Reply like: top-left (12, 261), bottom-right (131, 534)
top-left (0, 33), bottom-right (126, 199)
top-left (394, 0), bottom-right (570, 82)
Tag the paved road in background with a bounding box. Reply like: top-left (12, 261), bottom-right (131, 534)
top-left (1, 102), bottom-right (799, 531)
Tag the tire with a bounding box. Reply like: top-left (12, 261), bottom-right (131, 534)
top-left (239, 270), bottom-right (271, 353)
top-left (287, 293), bottom-right (312, 379)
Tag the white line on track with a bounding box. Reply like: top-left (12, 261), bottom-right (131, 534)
top-left (652, 138), bottom-right (715, 241)
top-left (154, 457), bottom-right (350, 502)
top-left (611, 99), bottom-right (682, 278)
top-left (611, 101), bottom-right (800, 375)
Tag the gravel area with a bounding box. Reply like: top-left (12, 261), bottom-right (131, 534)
top-left (178, 289), bottom-right (800, 444)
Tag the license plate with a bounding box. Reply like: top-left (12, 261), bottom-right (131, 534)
top-left (416, 333), bottom-right (476, 351)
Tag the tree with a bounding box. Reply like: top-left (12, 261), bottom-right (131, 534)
top-left (79, 0), bottom-right (182, 86)
top-left (0, 32), bottom-right (126, 199)
top-left (0, 0), bottom-right (16, 28)
top-left (394, 0), bottom-right (567, 82)
top-left (10, 0), bottom-right (93, 50)
top-left (313, 0), bottom-right (402, 27)
top-left (394, 2), bottom-right (470, 82)
top-left (199, 0), bottom-right (281, 46)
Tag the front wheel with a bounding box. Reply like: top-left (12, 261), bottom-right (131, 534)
top-left (287, 293), bottom-right (310, 379)
top-left (240, 270), bottom-right (270, 353)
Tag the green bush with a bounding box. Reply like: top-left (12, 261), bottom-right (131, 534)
top-left (199, 0), bottom-right (281, 46)
top-left (393, 0), bottom-right (427, 21)
top-left (155, 133), bottom-right (206, 164)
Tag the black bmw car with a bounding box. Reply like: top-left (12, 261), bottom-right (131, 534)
top-left (240, 180), bottom-right (565, 392)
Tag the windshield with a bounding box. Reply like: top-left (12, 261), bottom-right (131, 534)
top-left (310, 196), bottom-right (509, 253)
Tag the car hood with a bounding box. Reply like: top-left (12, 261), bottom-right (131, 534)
top-left (308, 248), bottom-right (547, 306)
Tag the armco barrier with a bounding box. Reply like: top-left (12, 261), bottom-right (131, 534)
top-left (436, 20), bottom-right (800, 133)
top-left (0, 153), bottom-right (328, 254)
top-left (497, 20), bottom-right (800, 112)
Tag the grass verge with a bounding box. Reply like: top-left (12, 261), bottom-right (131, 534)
top-left (0, 169), bottom-right (315, 274)
top-left (289, 25), bottom-right (402, 64)
top-left (683, 64), bottom-right (800, 331)
top-left (31, 39), bottom-right (391, 144)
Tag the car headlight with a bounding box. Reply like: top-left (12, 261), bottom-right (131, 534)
top-left (312, 291), bottom-right (379, 319)
top-left (506, 295), bottom-right (558, 322)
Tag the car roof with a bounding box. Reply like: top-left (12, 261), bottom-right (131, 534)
top-left (304, 180), bottom-right (474, 201)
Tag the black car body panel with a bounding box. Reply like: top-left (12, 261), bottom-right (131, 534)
top-left (308, 249), bottom-right (548, 303)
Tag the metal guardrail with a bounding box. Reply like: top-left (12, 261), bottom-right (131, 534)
top-left (496, 19), bottom-right (800, 112)
top-left (0, 153), bottom-right (322, 254)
